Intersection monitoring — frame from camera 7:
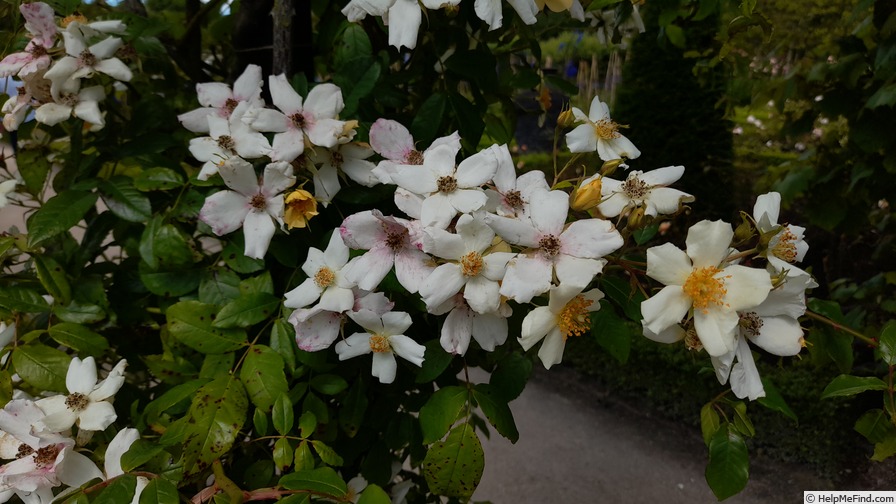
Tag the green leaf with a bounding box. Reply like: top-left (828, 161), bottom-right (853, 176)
top-left (222, 240), bottom-right (264, 273)
top-left (270, 320), bottom-right (298, 372)
top-left (167, 300), bottom-right (247, 353)
top-left (422, 422), bottom-right (484, 499)
top-left (0, 285), bottom-right (51, 313)
top-left (199, 268), bottom-right (242, 305)
top-left (872, 434), bottom-right (896, 461)
top-left (294, 440), bottom-right (315, 471)
top-left (878, 321), bottom-right (896, 365)
top-left (472, 384), bottom-right (519, 442)
top-left (664, 24), bottom-right (686, 47)
top-left (274, 437), bottom-right (294, 471)
top-left (757, 378), bottom-right (798, 422)
top-left (27, 190), bottom-right (98, 248)
top-left (140, 218), bottom-right (194, 270)
top-left (310, 374), bottom-right (348, 396)
top-left (34, 256), bottom-right (71, 305)
top-left (213, 293), bottom-right (281, 328)
top-left (299, 411), bottom-right (317, 438)
top-left (94, 475), bottom-right (137, 504)
top-left (134, 168), bottom-right (185, 191)
top-left (700, 403), bottom-right (721, 446)
top-left (335, 24), bottom-right (372, 68)
top-left (303, 392), bottom-right (329, 424)
top-left (121, 439), bottom-right (166, 472)
top-left (591, 302), bottom-right (631, 364)
top-left (11, 344), bottom-right (71, 392)
top-left (138, 477), bottom-right (180, 504)
top-left (705, 426), bottom-right (749, 501)
top-left (338, 380), bottom-right (368, 438)
top-left (410, 93), bottom-right (447, 147)
top-left (99, 176), bottom-right (152, 222)
top-left (139, 260), bottom-right (201, 297)
top-left (47, 322), bottom-right (109, 357)
top-left (14, 148), bottom-right (51, 197)
top-left (357, 484), bottom-right (391, 504)
top-left (143, 379), bottom-right (209, 425)
top-left (821, 374), bottom-right (888, 398)
top-left (600, 276), bottom-right (645, 322)
top-left (489, 352), bottom-right (532, 402)
top-left (342, 62), bottom-right (381, 118)
top-left (240, 345), bottom-right (288, 411)
top-left (415, 340), bottom-right (453, 383)
top-left (181, 376), bottom-right (248, 475)
top-left (731, 402), bottom-right (755, 437)
top-left (253, 408), bottom-right (270, 437)
top-left (279, 467), bottom-right (348, 496)
top-left (311, 440), bottom-right (344, 466)
top-left (855, 409), bottom-right (896, 444)
top-left (419, 386), bottom-right (468, 444)
top-left (449, 92), bottom-right (485, 150)
top-left (199, 353), bottom-right (235, 380)
top-left (272, 393), bottom-right (294, 435)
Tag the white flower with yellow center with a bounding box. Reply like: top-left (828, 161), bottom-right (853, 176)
top-left (753, 192), bottom-right (811, 278)
top-left (335, 310), bottom-right (425, 384)
top-left (284, 231), bottom-right (355, 312)
top-left (35, 357), bottom-right (127, 432)
top-left (520, 284), bottom-right (604, 369)
top-left (640, 220), bottom-right (773, 357)
top-left (565, 96), bottom-right (640, 161)
top-left (593, 165), bottom-right (694, 218)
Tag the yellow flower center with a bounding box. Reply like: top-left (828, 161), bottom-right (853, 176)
top-left (62, 13), bottom-right (89, 28)
top-left (771, 228), bottom-right (799, 263)
top-left (460, 251), bottom-right (484, 277)
top-left (369, 334), bottom-right (390, 353)
top-left (682, 266), bottom-right (729, 312)
top-left (314, 267), bottom-right (335, 288)
top-left (558, 295), bottom-right (593, 340)
top-left (593, 119), bottom-right (621, 140)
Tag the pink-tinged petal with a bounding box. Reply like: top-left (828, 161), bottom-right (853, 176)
top-left (233, 64), bottom-right (263, 102)
top-left (723, 265), bottom-right (772, 311)
top-left (389, 334), bottom-right (425, 365)
top-left (565, 123), bottom-right (598, 153)
top-left (729, 337), bottom-right (765, 400)
top-left (342, 248), bottom-right (394, 290)
top-left (640, 165), bottom-right (685, 186)
top-left (292, 309), bottom-right (343, 351)
top-left (645, 187), bottom-right (693, 217)
top-left (447, 189), bottom-right (488, 214)
top-left (645, 243), bottom-right (692, 286)
top-left (597, 192), bottom-right (631, 218)
top-left (455, 147), bottom-right (498, 188)
top-left (67, 357), bottom-right (98, 394)
top-left (420, 193), bottom-right (458, 229)
top-left (270, 129), bottom-right (305, 162)
top-left (262, 161), bottom-right (295, 196)
top-left (483, 213), bottom-right (540, 248)
top-left (197, 82), bottom-right (232, 108)
top-left (694, 308), bottom-right (738, 357)
top-left (73, 100), bottom-right (103, 127)
top-left (22, 3), bottom-right (58, 44)
top-left (340, 211), bottom-right (386, 249)
top-left (242, 211), bottom-right (276, 259)
top-left (394, 248), bottom-right (434, 293)
top-left (0, 52), bottom-right (31, 78)
top-left (94, 57), bottom-right (132, 82)
top-left (370, 119), bottom-right (415, 160)
top-left (284, 278), bottom-right (322, 308)
top-left (753, 192), bottom-right (781, 229)
top-left (371, 352), bottom-right (398, 383)
top-left (441, 306), bottom-right (474, 355)
top-left (218, 158), bottom-right (260, 196)
top-left (554, 255), bottom-right (603, 287)
top-left (560, 218), bottom-right (623, 259)
top-left (471, 311), bottom-right (508, 350)
top-left (304, 83), bottom-right (344, 119)
top-left (464, 275), bottom-right (500, 314)
top-left (747, 315), bottom-right (803, 356)
top-left (337, 333), bottom-right (374, 360)
top-left (500, 255), bottom-right (552, 303)
top-left (57, 448), bottom-right (104, 488)
top-left (76, 401), bottom-right (117, 431)
top-left (528, 189), bottom-right (569, 235)
top-left (200, 191), bottom-right (250, 235)
top-left (318, 286), bottom-right (355, 313)
top-left (643, 324), bottom-right (686, 344)
top-left (387, 0), bottom-right (423, 49)
top-left (686, 220), bottom-right (734, 268)
top-left (474, 0), bottom-right (504, 30)
top-left (35, 103), bottom-right (72, 126)
top-left (537, 330), bottom-right (566, 369)
top-left (420, 263), bottom-right (465, 309)
top-left (640, 285), bottom-right (691, 335)
top-left (305, 118), bottom-right (344, 148)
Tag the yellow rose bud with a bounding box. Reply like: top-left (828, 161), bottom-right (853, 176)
top-left (599, 159), bottom-right (624, 177)
top-left (570, 175), bottom-right (603, 211)
top-left (284, 189), bottom-right (318, 229)
top-left (557, 104), bottom-right (576, 129)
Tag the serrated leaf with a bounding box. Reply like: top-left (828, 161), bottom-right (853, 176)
top-left (422, 422), bottom-right (484, 499)
top-left (99, 176), bottom-right (152, 222)
top-left (138, 477), bottom-right (180, 504)
top-left (700, 403), bottom-right (721, 446)
top-left (213, 293), bottom-right (280, 328)
top-left (311, 440), bottom-right (344, 466)
top-left (134, 168), bottom-right (185, 191)
top-left (472, 384), bottom-right (519, 442)
top-left (181, 376), bottom-right (248, 476)
top-left (272, 393), bottom-right (294, 435)
top-left (27, 190), bottom-right (98, 248)
top-left (34, 255), bottom-right (71, 305)
top-left (821, 374), bottom-right (888, 398)
top-left (240, 345), bottom-right (288, 411)
top-left (419, 386), bottom-right (468, 444)
top-left (167, 300), bottom-right (247, 353)
top-left (591, 302), bottom-right (631, 364)
top-left (47, 322), bottom-right (109, 357)
top-left (705, 426), bottom-right (749, 500)
top-left (279, 467), bottom-right (348, 496)
top-left (11, 344), bottom-right (71, 392)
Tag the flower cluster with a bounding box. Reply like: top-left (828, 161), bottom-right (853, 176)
top-left (0, 355), bottom-right (142, 503)
top-left (0, 3), bottom-right (132, 131)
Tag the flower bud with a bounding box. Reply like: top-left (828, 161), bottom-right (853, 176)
top-left (557, 105), bottom-right (576, 129)
top-left (733, 211), bottom-right (755, 244)
top-left (626, 205), bottom-right (647, 230)
top-left (284, 188), bottom-right (318, 229)
top-left (599, 159), bottom-right (624, 177)
top-left (570, 175), bottom-right (602, 211)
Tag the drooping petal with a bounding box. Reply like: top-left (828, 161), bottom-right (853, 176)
top-left (747, 315), bottom-right (804, 356)
top-left (57, 448), bottom-right (104, 488)
top-left (393, 247), bottom-right (434, 294)
top-left (318, 286), bottom-right (355, 313)
top-left (471, 311), bottom-right (508, 351)
top-left (507, 0), bottom-right (539, 24)
top-left (463, 275), bottom-right (501, 315)
top-left (105, 428), bottom-right (140, 479)
top-left (536, 330), bottom-right (566, 369)
top-left (643, 324), bottom-right (686, 344)
top-left (419, 263), bottom-right (466, 309)
top-left (313, 163), bottom-right (342, 205)
top-left (387, 0), bottom-right (423, 50)
top-left (441, 306), bottom-right (473, 355)
top-left (483, 213), bottom-right (540, 248)
top-left (520, 306), bottom-right (554, 350)
top-left (340, 210), bottom-right (387, 249)
top-left (371, 352), bottom-right (398, 383)
top-left (645, 187), bottom-right (693, 216)
top-left (554, 255), bottom-right (603, 287)
top-left (305, 117), bottom-right (345, 149)
top-left (73, 99), bottom-right (104, 127)
top-left (270, 128), bottom-right (305, 162)
top-left (342, 248), bottom-right (394, 291)
top-left (474, 0), bottom-right (503, 30)
top-left (284, 278), bottom-right (322, 309)
top-left (597, 192), bottom-right (631, 218)
top-left (93, 57), bottom-right (132, 82)
top-left (261, 161), bottom-right (296, 197)
top-left (729, 337), bottom-right (765, 400)
top-left (422, 226), bottom-right (466, 259)
top-left (242, 211), bottom-right (276, 259)
top-left (370, 119), bottom-right (415, 161)
top-left (694, 308), bottom-right (739, 357)
top-left (290, 309), bottom-right (343, 351)
top-left (34, 103), bottom-right (72, 126)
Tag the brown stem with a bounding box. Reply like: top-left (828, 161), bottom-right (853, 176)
top-left (804, 310), bottom-right (877, 347)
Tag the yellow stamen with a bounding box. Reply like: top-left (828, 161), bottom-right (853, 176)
top-left (369, 334), bottom-right (390, 353)
top-left (558, 295), bottom-right (593, 340)
top-left (314, 267), bottom-right (335, 288)
top-left (771, 228), bottom-right (799, 263)
top-left (593, 119), bottom-right (621, 140)
top-left (460, 251), bottom-right (483, 277)
top-left (682, 266), bottom-right (729, 312)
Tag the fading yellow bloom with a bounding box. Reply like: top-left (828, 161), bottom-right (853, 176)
top-left (570, 175), bottom-right (602, 211)
top-left (62, 13), bottom-right (88, 28)
top-left (536, 0), bottom-right (574, 12)
top-left (284, 189), bottom-right (318, 229)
